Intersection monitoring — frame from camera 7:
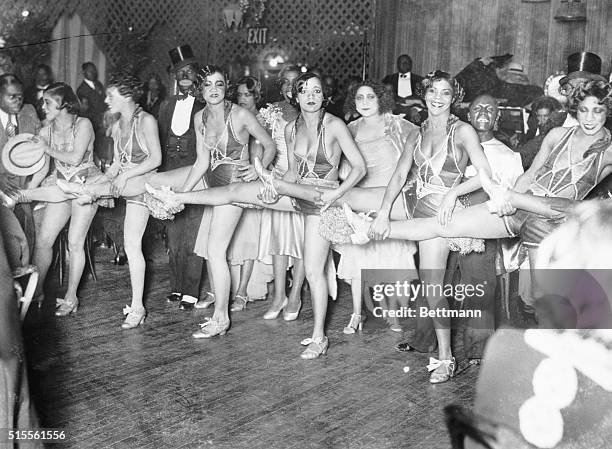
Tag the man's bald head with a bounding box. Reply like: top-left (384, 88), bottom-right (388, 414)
top-left (469, 94), bottom-right (499, 134)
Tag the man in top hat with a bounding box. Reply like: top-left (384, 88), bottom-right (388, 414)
top-left (0, 74), bottom-right (41, 253)
top-left (382, 54), bottom-right (424, 124)
top-left (157, 44), bottom-right (206, 310)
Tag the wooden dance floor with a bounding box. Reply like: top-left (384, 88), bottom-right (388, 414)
top-left (23, 245), bottom-right (478, 448)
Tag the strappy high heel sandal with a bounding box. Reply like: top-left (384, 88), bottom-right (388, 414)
top-left (192, 317), bottom-right (230, 339)
top-left (300, 336), bottom-right (329, 359)
top-left (343, 203), bottom-right (373, 244)
top-left (55, 297), bottom-right (79, 316)
top-left (144, 183), bottom-right (185, 215)
top-left (427, 357), bottom-right (456, 384)
top-left (122, 305), bottom-right (146, 329)
top-left (343, 313), bottom-right (364, 334)
top-left (263, 296), bottom-right (288, 320)
top-left (230, 294), bottom-right (249, 312)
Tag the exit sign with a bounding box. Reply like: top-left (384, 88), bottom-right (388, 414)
top-left (247, 27), bottom-right (268, 45)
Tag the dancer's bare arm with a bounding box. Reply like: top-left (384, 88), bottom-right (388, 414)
top-left (236, 107), bottom-right (276, 182)
top-left (112, 114), bottom-right (161, 196)
top-left (437, 123), bottom-right (492, 225)
top-left (43, 118), bottom-right (94, 166)
top-left (319, 116), bottom-right (366, 209)
top-left (181, 109), bottom-right (210, 192)
top-left (283, 121), bottom-right (298, 183)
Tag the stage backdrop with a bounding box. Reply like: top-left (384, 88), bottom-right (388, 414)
top-left (372, 0), bottom-right (612, 86)
top-left (34, 0), bottom-right (374, 87)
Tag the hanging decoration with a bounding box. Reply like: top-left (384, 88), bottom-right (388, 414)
top-left (240, 0), bottom-right (267, 25)
top-left (223, 3), bottom-right (244, 30)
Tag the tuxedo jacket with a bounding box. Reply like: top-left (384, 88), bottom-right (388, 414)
top-left (157, 96), bottom-right (205, 170)
top-left (382, 72), bottom-right (424, 101)
top-left (0, 104), bottom-right (41, 187)
top-left (76, 80), bottom-right (106, 131)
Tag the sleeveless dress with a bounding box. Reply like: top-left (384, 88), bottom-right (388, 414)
top-left (290, 113), bottom-right (339, 215)
top-left (402, 115), bottom-right (484, 254)
top-left (43, 116), bottom-right (112, 207)
top-left (194, 102), bottom-right (250, 259)
top-left (337, 114), bottom-right (417, 280)
top-left (112, 111), bottom-right (153, 205)
top-left (257, 102), bottom-right (304, 263)
top-left (503, 126), bottom-right (610, 246)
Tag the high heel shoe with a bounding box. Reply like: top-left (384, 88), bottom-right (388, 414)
top-left (195, 291), bottom-right (215, 309)
top-left (254, 157), bottom-right (279, 204)
top-left (283, 299), bottom-right (302, 321)
top-left (0, 190), bottom-right (18, 209)
top-left (192, 317), bottom-right (230, 339)
top-left (343, 203), bottom-right (373, 244)
top-left (300, 336), bottom-right (329, 359)
top-left (230, 294), bottom-right (249, 312)
top-left (144, 183), bottom-right (185, 214)
top-left (263, 297), bottom-right (288, 320)
top-left (55, 297), bottom-right (79, 316)
top-left (427, 357), bottom-right (456, 384)
top-left (122, 305), bottom-right (146, 329)
top-left (343, 313), bottom-right (364, 334)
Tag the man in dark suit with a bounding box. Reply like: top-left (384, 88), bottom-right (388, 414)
top-left (382, 54), bottom-right (424, 124)
top-left (0, 74), bottom-right (41, 254)
top-left (76, 62), bottom-right (107, 160)
top-left (157, 45), bottom-right (206, 310)
top-left (23, 64), bottom-right (53, 122)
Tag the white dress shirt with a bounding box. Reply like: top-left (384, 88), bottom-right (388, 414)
top-left (465, 137), bottom-right (523, 187)
top-left (0, 109), bottom-right (17, 131)
top-left (170, 95), bottom-right (195, 136)
top-left (397, 72), bottom-right (413, 98)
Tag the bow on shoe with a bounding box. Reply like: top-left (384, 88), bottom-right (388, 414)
top-left (427, 357), bottom-right (444, 372)
top-left (123, 304), bottom-right (134, 315)
top-left (56, 298), bottom-right (73, 308)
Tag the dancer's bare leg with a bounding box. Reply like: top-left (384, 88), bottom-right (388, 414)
top-left (123, 202), bottom-right (150, 311)
top-left (303, 215), bottom-right (331, 340)
top-left (287, 259), bottom-right (305, 313)
top-left (418, 238), bottom-right (452, 368)
top-left (33, 202), bottom-right (72, 297)
top-left (64, 202), bottom-right (98, 302)
top-left (388, 204), bottom-right (510, 241)
top-left (208, 205), bottom-right (244, 324)
top-left (20, 186), bottom-right (74, 203)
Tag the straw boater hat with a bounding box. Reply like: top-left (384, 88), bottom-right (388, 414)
top-left (2, 133), bottom-right (46, 176)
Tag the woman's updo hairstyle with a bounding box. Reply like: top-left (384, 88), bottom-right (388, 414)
top-left (416, 70), bottom-right (465, 106)
top-left (290, 72), bottom-right (324, 107)
top-left (566, 80), bottom-right (612, 118)
top-left (107, 72), bottom-right (144, 101)
top-left (44, 82), bottom-right (81, 115)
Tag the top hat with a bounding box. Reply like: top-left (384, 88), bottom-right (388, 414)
top-left (560, 52), bottom-right (606, 85)
top-left (168, 45), bottom-right (198, 71)
top-left (2, 133), bottom-right (46, 176)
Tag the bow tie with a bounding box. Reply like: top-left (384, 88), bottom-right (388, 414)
top-left (177, 93), bottom-right (190, 101)
top-left (400, 73), bottom-right (410, 79)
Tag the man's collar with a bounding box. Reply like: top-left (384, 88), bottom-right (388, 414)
top-left (83, 79), bottom-right (96, 89)
top-left (0, 109), bottom-right (10, 127)
top-left (399, 72), bottom-right (411, 78)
